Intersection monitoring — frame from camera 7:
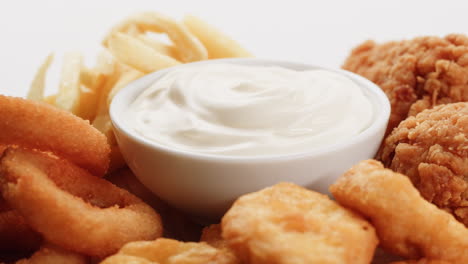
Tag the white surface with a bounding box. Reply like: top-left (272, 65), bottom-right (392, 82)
top-left (110, 59), bottom-right (390, 219)
top-left (0, 0), bottom-right (467, 97)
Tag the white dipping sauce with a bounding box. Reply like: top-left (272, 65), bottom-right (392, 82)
top-left (126, 64), bottom-right (374, 156)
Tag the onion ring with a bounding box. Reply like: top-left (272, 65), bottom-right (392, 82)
top-left (0, 95), bottom-right (110, 176)
top-left (0, 147), bottom-right (163, 257)
top-left (0, 145), bottom-right (6, 157)
top-left (0, 201), bottom-right (41, 253)
top-left (106, 168), bottom-right (202, 241)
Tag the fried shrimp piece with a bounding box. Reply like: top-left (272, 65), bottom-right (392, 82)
top-left (15, 244), bottom-right (88, 264)
top-left (200, 224), bottom-right (240, 263)
top-left (0, 148), bottom-right (162, 257)
top-left (330, 160), bottom-right (468, 262)
top-left (379, 103), bottom-right (468, 225)
top-left (100, 238), bottom-right (239, 264)
top-left (0, 95), bottom-right (110, 176)
top-left (221, 182), bottom-right (378, 264)
top-left (343, 34), bottom-right (468, 133)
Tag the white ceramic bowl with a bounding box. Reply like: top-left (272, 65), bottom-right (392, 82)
top-left (110, 58), bottom-right (390, 220)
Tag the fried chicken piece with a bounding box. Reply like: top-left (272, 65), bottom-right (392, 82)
top-left (222, 182), bottom-right (378, 264)
top-left (379, 103), bottom-right (468, 226)
top-left (343, 34), bottom-right (468, 133)
top-left (330, 160), bottom-right (468, 262)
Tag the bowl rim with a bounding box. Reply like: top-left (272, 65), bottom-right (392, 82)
top-left (110, 58), bottom-right (390, 163)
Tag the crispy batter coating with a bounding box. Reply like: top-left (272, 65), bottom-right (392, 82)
top-left (200, 224), bottom-right (240, 263)
top-left (343, 35), bottom-right (468, 133)
top-left (221, 182), bottom-right (378, 264)
top-left (15, 244), bottom-right (88, 264)
top-left (200, 224), bottom-right (225, 248)
top-left (0, 148), bottom-right (162, 257)
top-left (390, 260), bottom-right (453, 264)
top-left (330, 160), bottom-right (468, 262)
top-left (0, 145), bottom-right (5, 157)
top-left (100, 238), bottom-right (238, 264)
top-left (0, 207), bottom-right (42, 254)
top-left (0, 95), bottom-right (110, 176)
top-left (379, 103), bottom-right (468, 226)
top-left (106, 168), bottom-right (203, 241)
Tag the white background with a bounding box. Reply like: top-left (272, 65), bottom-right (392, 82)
top-left (0, 0), bottom-right (466, 97)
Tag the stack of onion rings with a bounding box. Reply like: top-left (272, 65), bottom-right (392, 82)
top-left (0, 95), bottom-right (163, 260)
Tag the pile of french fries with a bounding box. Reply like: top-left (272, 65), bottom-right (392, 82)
top-left (27, 12), bottom-right (252, 172)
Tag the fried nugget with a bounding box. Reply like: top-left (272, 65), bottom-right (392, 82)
top-left (100, 238), bottom-right (239, 264)
top-left (343, 34), bottom-right (468, 133)
top-left (221, 182), bottom-right (378, 264)
top-left (379, 103), bottom-right (468, 226)
top-left (390, 260), bottom-right (453, 264)
top-left (15, 244), bottom-right (88, 264)
top-left (330, 160), bottom-right (468, 262)
top-left (200, 224), bottom-right (225, 248)
top-left (200, 224), bottom-right (240, 263)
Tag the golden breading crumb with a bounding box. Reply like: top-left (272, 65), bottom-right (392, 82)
top-left (390, 259), bottom-right (453, 264)
top-left (343, 35), bottom-right (468, 133)
top-left (100, 238), bottom-right (239, 264)
top-left (330, 160), bottom-right (468, 262)
top-left (222, 182), bottom-right (378, 264)
top-left (379, 103), bottom-right (468, 225)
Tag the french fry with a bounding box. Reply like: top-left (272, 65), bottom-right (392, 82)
top-left (27, 54), bottom-right (54, 101)
top-left (93, 62), bottom-right (126, 120)
top-left (78, 65), bottom-right (110, 121)
top-left (183, 15), bottom-right (252, 59)
top-left (108, 33), bottom-right (180, 73)
top-left (29, 12), bottom-right (253, 177)
top-left (107, 69), bottom-right (144, 108)
top-left (103, 12), bottom-right (208, 62)
top-left (95, 49), bottom-right (117, 75)
top-left (80, 67), bottom-right (100, 88)
top-left (75, 84), bottom-right (99, 121)
top-left (136, 35), bottom-right (180, 60)
top-left (55, 52), bottom-right (83, 113)
top-left (44, 94), bottom-right (57, 105)
top-left (108, 145), bottom-right (126, 173)
top-left (92, 114), bottom-right (114, 142)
